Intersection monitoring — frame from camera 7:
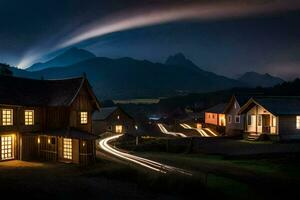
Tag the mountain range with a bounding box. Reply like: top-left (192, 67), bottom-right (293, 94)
top-left (8, 48), bottom-right (285, 100)
top-left (237, 71), bottom-right (284, 87)
top-left (27, 47), bottom-right (96, 71)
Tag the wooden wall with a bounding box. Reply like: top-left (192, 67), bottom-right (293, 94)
top-left (70, 84), bottom-right (95, 133)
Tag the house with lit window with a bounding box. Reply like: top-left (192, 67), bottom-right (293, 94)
top-left (203, 103), bottom-right (227, 133)
top-left (239, 96), bottom-right (300, 141)
top-left (224, 95), bottom-right (251, 136)
top-left (0, 74), bottom-right (100, 164)
top-left (92, 106), bottom-right (135, 135)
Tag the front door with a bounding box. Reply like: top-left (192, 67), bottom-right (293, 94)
top-left (1, 135), bottom-right (14, 160)
top-left (262, 115), bottom-right (271, 133)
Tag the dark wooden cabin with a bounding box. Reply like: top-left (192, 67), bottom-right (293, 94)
top-left (92, 106), bottom-right (136, 135)
top-left (0, 75), bottom-right (100, 165)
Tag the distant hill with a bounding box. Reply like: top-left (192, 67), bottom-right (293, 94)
top-left (10, 53), bottom-right (244, 100)
top-left (27, 47), bottom-right (96, 71)
top-left (237, 72), bottom-right (284, 87)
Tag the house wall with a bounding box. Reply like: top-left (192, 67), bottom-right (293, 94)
top-left (70, 85), bottom-right (95, 133)
top-left (245, 105), bottom-right (277, 134)
top-left (205, 112), bottom-right (218, 126)
top-left (278, 116), bottom-right (300, 140)
top-left (225, 101), bottom-right (244, 135)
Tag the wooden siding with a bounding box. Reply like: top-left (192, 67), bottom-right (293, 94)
top-left (0, 79), bottom-right (98, 164)
top-left (279, 116), bottom-right (300, 140)
top-left (225, 100), bottom-right (244, 135)
top-left (70, 84), bottom-right (94, 132)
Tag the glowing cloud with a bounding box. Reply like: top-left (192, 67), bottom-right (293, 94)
top-left (17, 1), bottom-right (300, 69)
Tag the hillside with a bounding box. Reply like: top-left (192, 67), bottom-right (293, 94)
top-left (27, 47), bottom-right (96, 71)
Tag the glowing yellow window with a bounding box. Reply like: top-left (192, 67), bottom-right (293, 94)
top-left (25, 110), bottom-right (34, 125)
top-left (80, 112), bottom-right (88, 124)
top-left (2, 109), bottom-right (13, 126)
top-left (296, 116), bottom-right (300, 129)
top-left (1, 135), bottom-right (14, 160)
top-left (63, 138), bottom-right (72, 160)
top-left (116, 125), bottom-right (123, 133)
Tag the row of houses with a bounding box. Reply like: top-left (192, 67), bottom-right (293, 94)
top-left (204, 95), bottom-right (300, 141)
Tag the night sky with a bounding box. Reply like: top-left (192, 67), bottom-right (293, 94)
top-left (0, 0), bottom-right (300, 79)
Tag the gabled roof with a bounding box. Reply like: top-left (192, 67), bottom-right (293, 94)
top-left (239, 96), bottom-right (300, 116)
top-left (224, 94), bottom-right (252, 113)
top-left (0, 75), bottom-right (100, 108)
top-left (92, 107), bottom-right (119, 120)
top-left (93, 106), bottom-right (134, 121)
top-left (203, 103), bottom-right (227, 114)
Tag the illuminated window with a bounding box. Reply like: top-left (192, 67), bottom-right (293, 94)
top-left (2, 109), bottom-right (13, 126)
top-left (1, 135), bottom-right (14, 160)
top-left (80, 112), bottom-right (88, 124)
top-left (296, 116), bottom-right (300, 129)
top-left (235, 115), bottom-right (240, 123)
top-left (116, 125), bottom-right (123, 133)
top-left (117, 115), bottom-right (120, 120)
top-left (63, 138), bottom-right (72, 160)
top-left (258, 115), bottom-right (262, 126)
top-left (272, 116), bottom-right (276, 127)
top-left (247, 115), bottom-right (252, 125)
top-left (228, 115), bottom-right (232, 123)
top-left (25, 110), bottom-right (34, 125)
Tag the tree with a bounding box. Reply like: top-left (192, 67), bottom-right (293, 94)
top-left (0, 63), bottom-right (13, 76)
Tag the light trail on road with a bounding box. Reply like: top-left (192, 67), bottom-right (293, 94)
top-left (99, 134), bottom-right (192, 176)
top-left (157, 123), bottom-right (187, 137)
top-left (180, 123), bottom-right (217, 137)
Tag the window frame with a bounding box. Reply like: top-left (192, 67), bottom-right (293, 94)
top-left (24, 110), bottom-right (34, 125)
top-left (235, 115), bottom-right (240, 123)
top-left (80, 111), bottom-right (88, 124)
top-left (228, 115), bottom-right (232, 123)
top-left (247, 115), bottom-right (252, 126)
top-left (296, 116), bottom-right (300, 129)
top-left (63, 138), bottom-right (72, 160)
top-left (2, 109), bottom-right (13, 126)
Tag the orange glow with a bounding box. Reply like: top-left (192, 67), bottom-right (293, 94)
top-left (219, 114), bottom-right (226, 126)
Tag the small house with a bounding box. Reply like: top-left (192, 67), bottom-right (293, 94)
top-left (203, 103), bottom-right (227, 132)
top-left (0, 75), bottom-right (100, 164)
top-left (239, 96), bottom-right (300, 141)
top-left (224, 95), bottom-right (251, 136)
top-left (92, 106), bottom-right (135, 135)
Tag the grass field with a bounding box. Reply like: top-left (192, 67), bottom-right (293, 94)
top-left (134, 152), bottom-right (300, 199)
top-left (1, 148), bottom-right (300, 199)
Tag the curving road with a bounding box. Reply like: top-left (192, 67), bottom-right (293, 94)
top-left (99, 134), bottom-right (192, 176)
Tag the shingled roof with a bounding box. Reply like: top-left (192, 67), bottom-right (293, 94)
top-left (0, 75), bottom-right (99, 107)
top-left (239, 96), bottom-right (300, 115)
top-left (92, 107), bottom-right (118, 120)
top-left (203, 103), bottom-right (227, 114)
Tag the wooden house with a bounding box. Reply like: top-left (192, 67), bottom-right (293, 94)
top-left (92, 106), bottom-right (135, 135)
top-left (0, 75), bottom-right (100, 164)
top-left (203, 103), bottom-right (227, 132)
top-left (224, 95), bottom-right (251, 136)
top-left (239, 96), bottom-right (300, 141)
